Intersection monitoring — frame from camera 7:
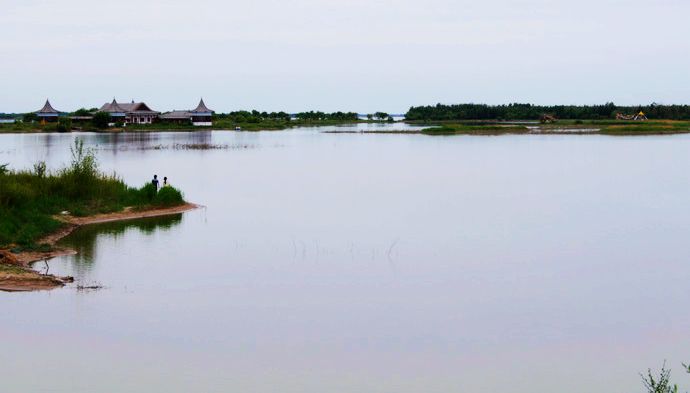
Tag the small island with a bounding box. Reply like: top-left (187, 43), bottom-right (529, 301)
top-left (0, 139), bottom-right (196, 292)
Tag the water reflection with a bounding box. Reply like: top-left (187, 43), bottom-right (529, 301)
top-left (56, 214), bottom-right (183, 277)
top-left (3, 130), bottom-right (690, 393)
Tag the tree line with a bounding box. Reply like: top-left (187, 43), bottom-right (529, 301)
top-left (216, 110), bottom-right (360, 123)
top-left (405, 103), bottom-right (690, 121)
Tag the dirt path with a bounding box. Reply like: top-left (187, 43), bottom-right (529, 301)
top-left (1, 203), bottom-right (199, 292)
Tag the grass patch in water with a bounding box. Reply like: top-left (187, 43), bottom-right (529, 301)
top-left (421, 124), bottom-right (530, 135)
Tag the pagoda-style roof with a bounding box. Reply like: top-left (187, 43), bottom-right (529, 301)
top-left (99, 99), bottom-right (159, 115)
top-left (99, 99), bottom-right (127, 114)
top-left (160, 110), bottom-right (192, 120)
top-left (35, 99), bottom-right (60, 115)
top-left (191, 98), bottom-right (213, 114)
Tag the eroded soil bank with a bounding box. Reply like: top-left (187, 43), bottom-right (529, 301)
top-left (0, 203), bottom-right (198, 292)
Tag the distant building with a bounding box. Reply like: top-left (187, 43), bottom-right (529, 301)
top-left (99, 99), bottom-right (159, 124)
top-left (35, 99), bottom-right (61, 122)
top-left (160, 99), bottom-right (214, 126)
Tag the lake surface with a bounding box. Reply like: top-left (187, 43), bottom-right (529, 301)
top-left (2, 124), bottom-right (690, 392)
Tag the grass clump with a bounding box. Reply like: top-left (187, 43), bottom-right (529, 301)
top-left (134, 183), bottom-right (184, 208)
top-left (421, 124), bottom-right (530, 135)
top-left (0, 139), bottom-right (185, 247)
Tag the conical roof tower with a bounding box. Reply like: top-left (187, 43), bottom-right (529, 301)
top-left (35, 99), bottom-right (60, 114)
top-left (106, 98), bottom-right (126, 113)
top-left (191, 98), bottom-right (213, 113)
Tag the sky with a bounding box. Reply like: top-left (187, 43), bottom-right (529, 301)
top-left (1, 0), bottom-right (689, 113)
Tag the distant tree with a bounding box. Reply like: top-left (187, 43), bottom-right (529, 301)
top-left (72, 108), bottom-right (92, 116)
top-left (23, 112), bottom-right (38, 123)
top-left (92, 111), bottom-right (111, 129)
top-left (405, 102), bottom-right (690, 121)
top-left (56, 117), bottom-right (72, 132)
top-left (366, 114), bottom-right (373, 120)
top-left (386, 116), bottom-right (394, 122)
top-left (374, 112), bottom-right (389, 120)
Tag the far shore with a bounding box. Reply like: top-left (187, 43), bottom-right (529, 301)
top-left (3, 119), bottom-right (690, 136)
top-left (0, 203), bottom-right (198, 292)
top-left (0, 119), bottom-right (394, 134)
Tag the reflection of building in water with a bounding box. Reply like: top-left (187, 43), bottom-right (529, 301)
top-left (159, 98), bottom-right (214, 126)
top-left (93, 128), bottom-right (211, 155)
top-left (99, 99), bottom-right (160, 125)
top-left (35, 99), bottom-right (61, 123)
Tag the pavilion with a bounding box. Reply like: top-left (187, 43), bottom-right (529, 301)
top-left (160, 99), bottom-right (214, 126)
top-left (35, 99), bottom-right (61, 122)
top-left (99, 99), bottom-right (159, 124)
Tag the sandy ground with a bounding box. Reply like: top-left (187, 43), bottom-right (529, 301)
top-left (0, 203), bottom-right (198, 292)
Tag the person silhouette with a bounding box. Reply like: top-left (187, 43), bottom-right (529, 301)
top-left (152, 174), bottom-right (159, 191)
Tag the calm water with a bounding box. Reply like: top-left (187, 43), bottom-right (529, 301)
top-left (2, 124), bottom-right (690, 392)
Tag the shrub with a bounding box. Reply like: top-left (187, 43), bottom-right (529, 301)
top-left (23, 113), bottom-right (38, 123)
top-left (92, 112), bottom-right (111, 129)
top-left (641, 362), bottom-right (678, 393)
top-left (56, 117), bottom-right (72, 132)
top-left (138, 183), bottom-right (158, 202)
top-left (69, 139), bottom-right (98, 179)
top-left (33, 161), bottom-right (47, 178)
top-left (133, 183), bottom-right (184, 207)
top-left (72, 108), bottom-right (92, 116)
top-left (155, 186), bottom-right (184, 206)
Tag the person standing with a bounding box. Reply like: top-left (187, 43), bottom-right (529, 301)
top-left (152, 174), bottom-right (159, 191)
top-left (163, 176), bottom-right (169, 187)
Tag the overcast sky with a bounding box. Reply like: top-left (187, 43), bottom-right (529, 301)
top-left (1, 0), bottom-right (688, 113)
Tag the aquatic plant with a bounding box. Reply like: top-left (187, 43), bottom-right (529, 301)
top-left (641, 362), bottom-right (690, 393)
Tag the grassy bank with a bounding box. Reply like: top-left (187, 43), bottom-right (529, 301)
top-left (0, 139), bottom-right (184, 247)
top-left (596, 120), bottom-right (690, 135)
top-left (421, 124), bottom-right (530, 135)
top-left (418, 120), bottom-right (690, 135)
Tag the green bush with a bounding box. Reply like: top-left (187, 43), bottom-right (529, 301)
top-left (23, 112), bottom-right (38, 123)
top-left (138, 183), bottom-right (158, 202)
top-left (155, 186), bottom-right (184, 206)
top-left (72, 108), bottom-right (92, 116)
top-left (56, 117), bottom-right (72, 132)
top-left (92, 112), bottom-right (111, 129)
top-left (133, 183), bottom-right (184, 206)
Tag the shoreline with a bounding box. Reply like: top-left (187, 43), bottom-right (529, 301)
top-left (0, 203), bottom-right (198, 292)
top-left (3, 119), bottom-right (690, 136)
top-left (0, 120), bottom-right (392, 134)
top-left (323, 129), bottom-right (690, 136)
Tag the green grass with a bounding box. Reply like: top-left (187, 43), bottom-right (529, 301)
top-left (598, 121), bottom-right (690, 135)
top-left (421, 124), bottom-right (530, 135)
top-left (0, 121), bottom-right (60, 133)
top-left (419, 120), bottom-right (690, 136)
top-left (0, 140), bottom-right (185, 247)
